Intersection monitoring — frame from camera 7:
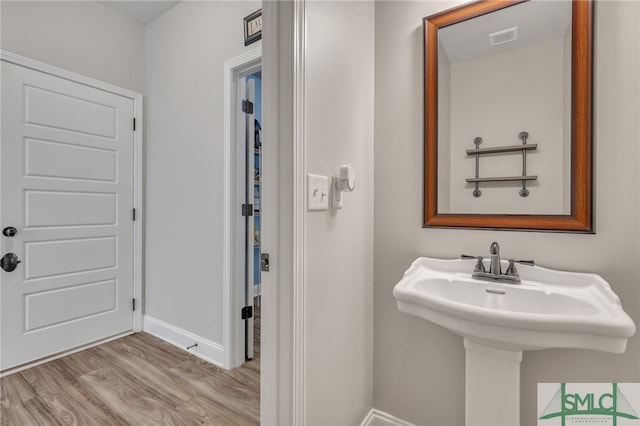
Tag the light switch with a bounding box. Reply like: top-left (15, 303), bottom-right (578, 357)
top-left (307, 174), bottom-right (329, 211)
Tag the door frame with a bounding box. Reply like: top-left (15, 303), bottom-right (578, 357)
top-left (0, 50), bottom-right (144, 336)
top-left (223, 47), bottom-right (262, 369)
top-left (260, 1), bottom-right (306, 424)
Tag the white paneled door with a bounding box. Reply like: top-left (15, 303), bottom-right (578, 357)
top-left (1, 61), bottom-right (135, 371)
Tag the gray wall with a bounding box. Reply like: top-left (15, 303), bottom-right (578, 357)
top-left (374, 1), bottom-right (640, 425)
top-left (144, 1), bottom-right (260, 342)
top-left (0, 1), bottom-right (145, 93)
top-left (304, 1), bottom-right (375, 423)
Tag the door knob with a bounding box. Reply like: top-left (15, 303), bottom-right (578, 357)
top-left (0, 253), bottom-right (21, 272)
top-left (2, 227), bottom-right (17, 237)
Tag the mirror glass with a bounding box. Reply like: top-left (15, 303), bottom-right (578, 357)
top-left (424, 0), bottom-right (593, 232)
top-left (437, 1), bottom-right (571, 215)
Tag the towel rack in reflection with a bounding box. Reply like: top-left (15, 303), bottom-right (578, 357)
top-left (465, 131), bottom-right (538, 198)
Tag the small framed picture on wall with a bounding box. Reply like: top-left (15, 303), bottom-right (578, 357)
top-left (244, 9), bottom-right (262, 46)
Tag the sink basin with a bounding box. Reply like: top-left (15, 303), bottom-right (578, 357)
top-left (394, 256), bottom-right (636, 425)
top-left (393, 257), bottom-right (636, 352)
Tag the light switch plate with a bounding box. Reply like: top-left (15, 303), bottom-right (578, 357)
top-left (307, 174), bottom-right (329, 211)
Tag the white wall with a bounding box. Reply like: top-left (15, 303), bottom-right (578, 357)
top-left (304, 1), bottom-right (374, 424)
top-left (144, 1), bottom-right (260, 344)
top-left (0, 1), bottom-right (145, 93)
top-left (374, 1), bottom-right (640, 425)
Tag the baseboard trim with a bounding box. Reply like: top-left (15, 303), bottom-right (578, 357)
top-left (361, 409), bottom-right (415, 426)
top-left (143, 315), bottom-right (225, 368)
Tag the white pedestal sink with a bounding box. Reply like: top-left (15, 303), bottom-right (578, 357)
top-left (393, 257), bottom-right (636, 426)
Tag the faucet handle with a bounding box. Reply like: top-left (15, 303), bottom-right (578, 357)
top-left (506, 259), bottom-right (535, 276)
top-left (461, 254), bottom-right (485, 273)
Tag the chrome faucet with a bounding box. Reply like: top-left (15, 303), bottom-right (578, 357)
top-left (489, 242), bottom-right (501, 275)
top-left (461, 242), bottom-right (535, 284)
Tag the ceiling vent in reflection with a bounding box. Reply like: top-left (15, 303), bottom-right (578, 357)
top-left (489, 27), bottom-right (518, 46)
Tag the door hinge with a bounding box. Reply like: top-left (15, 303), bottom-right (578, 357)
top-left (132, 298), bottom-right (136, 311)
top-left (241, 204), bottom-right (253, 217)
top-left (132, 208), bottom-right (136, 221)
top-left (261, 253), bottom-right (270, 272)
top-left (133, 117), bottom-right (136, 131)
top-left (241, 99), bottom-right (254, 114)
top-left (241, 306), bottom-right (253, 320)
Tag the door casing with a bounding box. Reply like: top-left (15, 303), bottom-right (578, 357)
top-left (223, 47), bottom-right (262, 369)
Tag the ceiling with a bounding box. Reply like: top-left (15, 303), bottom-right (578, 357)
top-left (97, 1), bottom-right (180, 25)
top-left (439, 0), bottom-right (571, 63)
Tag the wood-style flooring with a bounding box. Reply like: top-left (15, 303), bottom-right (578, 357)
top-left (1, 308), bottom-right (261, 425)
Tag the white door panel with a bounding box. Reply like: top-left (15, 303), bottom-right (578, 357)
top-left (16, 267), bottom-right (120, 294)
top-left (25, 279), bottom-right (117, 331)
top-left (25, 191), bottom-right (117, 227)
top-left (21, 125), bottom-right (118, 150)
top-left (25, 138), bottom-right (117, 182)
top-left (24, 237), bottom-right (117, 280)
top-left (1, 61), bottom-right (135, 370)
top-left (24, 83), bottom-right (118, 139)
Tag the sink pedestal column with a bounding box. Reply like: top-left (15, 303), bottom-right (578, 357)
top-left (464, 339), bottom-right (522, 426)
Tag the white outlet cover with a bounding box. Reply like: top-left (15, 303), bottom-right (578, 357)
top-left (307, 174), bottom-right (329, 211)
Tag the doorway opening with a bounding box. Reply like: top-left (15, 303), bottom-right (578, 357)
top-left (223, 48), bottom-right (262, 370)
top-left (243, 70), bottom-right (262, 362)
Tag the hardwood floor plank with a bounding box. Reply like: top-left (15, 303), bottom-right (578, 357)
top-left (135, 333), bottom-right (196, 364)
top-left (195, 357), bottom-right (260, 395)
top-left (168, 360), bottom-right (260, 424)
top-left (176, 392), bottom-right (257, 425)
top-left (0, 374), bottom-right (42, 426)
top-left (1, 397), bottom-right (64, 426)
top-left (56, 347), bottom-right (112, 377)
top-left (102, 333), bottom-right (189, 372)
top-left (26, 359), bottom-right (129, 425)
top-left (78, 365), bottom-right (188, 425)
top-left (19, 367), bottom-right (62, 402)
top-left (0, 374), bottom-right (36, 405)
top-left (1, 405), bottom-right (35, 426)
top-left (97, 340), bottom-right (194, 403)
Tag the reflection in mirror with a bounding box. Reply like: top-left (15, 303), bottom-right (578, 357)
top-left (437, 1), bottom-right (571, 215)
top-left (424, 0), bottom-right (593, 232)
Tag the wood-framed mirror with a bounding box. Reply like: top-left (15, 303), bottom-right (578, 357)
top-left (423, 0), bottom-right (593, 232)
